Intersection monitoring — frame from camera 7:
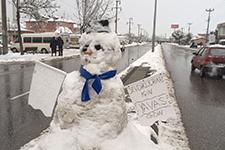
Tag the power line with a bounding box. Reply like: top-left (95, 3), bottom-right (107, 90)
top-left (137, 24), bottom-right (141, 36)
top-left (127, 17), bottom-right (133, 35)
top-left (127, 17), bottom-right (133, 43)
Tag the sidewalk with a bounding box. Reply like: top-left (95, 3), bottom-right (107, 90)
top-left (119, 45), bottom-right (191, 150)
top-left (0, 49), bottom-right (80, 64)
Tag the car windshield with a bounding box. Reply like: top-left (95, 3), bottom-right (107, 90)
top-left (210, 48), bottom-right (225, 56)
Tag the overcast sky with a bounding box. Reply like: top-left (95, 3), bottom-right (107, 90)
top-left (7, 0), bottom-right (225, 37)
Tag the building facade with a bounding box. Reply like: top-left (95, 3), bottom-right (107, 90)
top-left (217, 22), bottom-right (225, 41)
top-left (25, 18), bottom-right (78, 33)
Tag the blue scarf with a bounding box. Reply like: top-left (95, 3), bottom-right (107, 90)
top-left (80, 65), bottom-right (117, 102)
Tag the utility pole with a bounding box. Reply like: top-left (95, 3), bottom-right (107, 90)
top-left (114, 0), bottom-right (121, 34)
top-left (152, 0), bottom-right (157, 52)
top-left (127, 17), bottom-right (133, 43)
top-left (181, 27), bottom-right (184, 33)
top-left (137, 24), bottom-right (141, 36)
top-left (2, 0), bottom-right (8, 54)
top-left (205, 8), bottom-right (214, 42)
top-left (187, 23), bottom-right (192, 34)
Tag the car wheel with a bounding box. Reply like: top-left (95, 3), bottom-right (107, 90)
top-left (218, 75), bottom-right (223, 79)
top-left (200, 67), bottom-right (206, 78)
top-left (191, 64), bottom-right (196, 72)
top-left (41, 48), bottom-right (48, 54)
top-left (11, 48), bottom-right (18, 53)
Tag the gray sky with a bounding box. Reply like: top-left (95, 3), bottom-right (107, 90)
top-left (7, 0), bottom-right (225, 37)
top-left (118, 0), bottom-right (225, 37)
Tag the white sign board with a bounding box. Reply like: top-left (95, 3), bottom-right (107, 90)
top-left (125, 72), bottom-right (176, 125)
top-left (28, 61), bottom-right (67, 117)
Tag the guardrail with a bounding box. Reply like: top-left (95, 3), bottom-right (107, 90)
top-left (117, 43), bottom-right (151, 72)
top-left (168, 43), bottom-right (197, 52)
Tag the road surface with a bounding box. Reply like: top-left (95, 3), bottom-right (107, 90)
top-left (162, 44), bottom-right (225, 150)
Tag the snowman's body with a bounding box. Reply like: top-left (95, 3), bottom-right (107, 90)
top-left (53, 64), bottom-right (128, 140)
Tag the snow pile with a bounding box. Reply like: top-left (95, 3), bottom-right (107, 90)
top-left (119, 45), bottom-right (190, 150)
top-left (55, 26), bottom-right (73, 34)
top-left (119, 45), bottom-right (165, 77)
top-left (0, 49), bottom-right (80, 64)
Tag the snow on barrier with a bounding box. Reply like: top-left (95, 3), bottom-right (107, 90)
top-left (169, 43), bottom-right (197, 52)
top-left (120, 45), bottom-right (191, 149)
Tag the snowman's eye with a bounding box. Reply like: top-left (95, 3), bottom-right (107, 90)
top-left (94, 44), bottom-right (101, 51)
top-left (82, 44), bottom-right (89, 52)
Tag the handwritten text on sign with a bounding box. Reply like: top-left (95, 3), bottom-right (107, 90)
top-left (126, 73), bottom-right (176, 125)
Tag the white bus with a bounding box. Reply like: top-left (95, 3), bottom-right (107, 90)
top-left (10, 32), bottom-right (58, 53)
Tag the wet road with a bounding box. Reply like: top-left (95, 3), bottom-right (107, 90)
top-left (162, 44), bottom-right (225, 150)
top-left (0, 44), bottom-right (150, 150)
top-left (0, 57), bottom-right (81, 150)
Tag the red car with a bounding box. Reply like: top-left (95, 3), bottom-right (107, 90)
top-left (191, 45), bottom-right (225, 77)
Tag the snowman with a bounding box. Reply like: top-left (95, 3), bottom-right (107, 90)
top-left (21, 20), bottom-right (159, 150)
top-left (52, 19), bottom-right (128, 146)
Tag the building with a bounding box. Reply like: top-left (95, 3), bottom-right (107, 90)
top-left (191, 34), bottom-right (207, 46)
top-left (8, 27), bottom-right (34, 43)
top-left (25, 18), bottom-right (79, 33)
top-left (216, 22), bottom-right (225, 41)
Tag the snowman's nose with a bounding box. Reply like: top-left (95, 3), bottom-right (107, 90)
top-left (83, 48), bottom-right (93, 56)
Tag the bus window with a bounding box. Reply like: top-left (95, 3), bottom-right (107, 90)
top-left (32, 37), bottom-right (42, 43)
top-left (43, 37), bottom-right (52, 43)
top-left (24, 37), bottom-right (31, 43)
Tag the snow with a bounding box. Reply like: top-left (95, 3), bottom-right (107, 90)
top-left (119, 44), bottom-right (166, 77)
top-left (18, 43), bottom-right (190, 150)
top-left (20, 22), bottom-right (162, 150)
top-left (55, 26), bottom-right (73, 34)
top-left (0, 42), bottom-right (191, 150)
top-left (208, 44), bottom-right (225, 48)
top-left (2, 21), bottom-right (190, 149)
top-left (119, 45), bottom-right (190, 150)
top-left (0, 49), bottom-right (80, 64)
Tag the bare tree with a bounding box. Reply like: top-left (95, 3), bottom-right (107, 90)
top-left (11, 0), bottom-right (58, 55)
top-left (75, 0), bottom-right (114, 33)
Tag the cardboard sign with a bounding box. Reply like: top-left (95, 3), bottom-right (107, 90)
top-left (126, 72), bottom-right (176, 125)
top-left (28, 61), bottom-right (67, 117)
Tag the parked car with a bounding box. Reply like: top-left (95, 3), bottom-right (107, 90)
top-left (218, 39), bottom-right (225, 45)
top-left (191, 45), bottom-right (225, 78)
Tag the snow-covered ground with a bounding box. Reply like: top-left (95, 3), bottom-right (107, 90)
top-left (0, 49), bottom-right (80, 64)
top-left (1, 44), bottom-right (190, 149)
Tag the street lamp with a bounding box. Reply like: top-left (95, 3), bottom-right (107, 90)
top-left (152, 0), bottom-right (157, 52)
top-left (187, 23), bottom-right (192, 34)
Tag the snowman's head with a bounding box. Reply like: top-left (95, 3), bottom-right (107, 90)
top-left (79, 20), bottom-right (121, 68)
